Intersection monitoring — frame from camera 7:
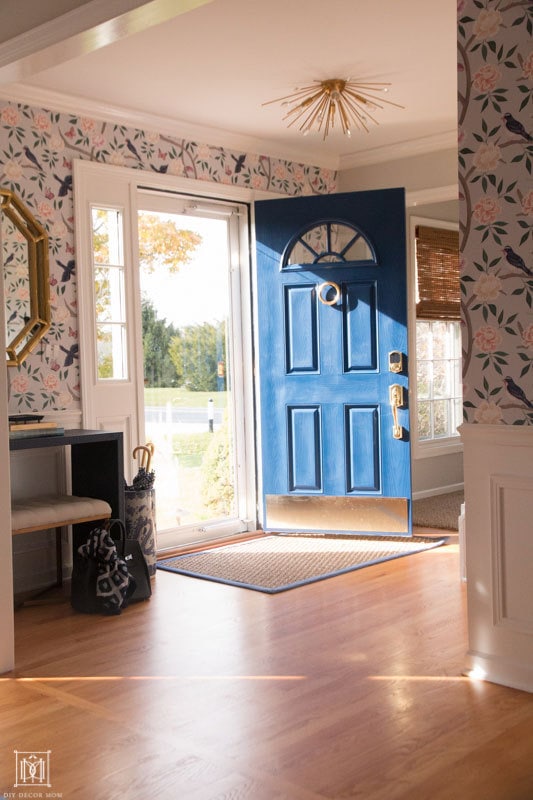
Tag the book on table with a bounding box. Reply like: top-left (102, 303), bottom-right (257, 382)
top-left (9, 421), bottom-right (58, 432)
top-left (9, 426), bottom-right (65, 439)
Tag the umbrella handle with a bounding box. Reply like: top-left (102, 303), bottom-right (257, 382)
top-left (133, 444), bottom-right (153, 471)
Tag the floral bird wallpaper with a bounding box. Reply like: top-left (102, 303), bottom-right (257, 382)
top-left (458, 1), bottom-right (533, 425)
top-left (0, 102), bottom-right (336, 414)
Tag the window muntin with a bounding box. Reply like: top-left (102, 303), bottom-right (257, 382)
top-left (416, 319), bottom-right (462, 441)
top-left (91, 207), bottom-right (128, 380)
top-left (283, 221), bottom-right (375, 268)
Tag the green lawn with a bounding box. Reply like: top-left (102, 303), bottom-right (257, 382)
top-left (144, 387), bottom-right (227, 408)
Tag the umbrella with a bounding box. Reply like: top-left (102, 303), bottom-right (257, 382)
top-left (128, 443), bottom-right (155, 491)
top-left (125, 443), bottom-right (157, 577)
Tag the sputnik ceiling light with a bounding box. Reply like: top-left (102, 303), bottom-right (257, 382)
top-left (263, 78), bottom-right (403, 140)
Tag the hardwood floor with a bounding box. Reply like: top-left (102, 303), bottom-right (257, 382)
top-left (2, 531), bottom-right (533, 799)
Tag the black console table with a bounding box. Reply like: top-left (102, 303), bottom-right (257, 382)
top-left (10, 428), bottom-right (125, 550)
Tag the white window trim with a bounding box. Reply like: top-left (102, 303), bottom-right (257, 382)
top-left (408, 214), bottom-right (463, 459)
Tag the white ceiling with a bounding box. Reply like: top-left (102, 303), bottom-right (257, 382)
top-left (1, 0), bottom-right (458, 170)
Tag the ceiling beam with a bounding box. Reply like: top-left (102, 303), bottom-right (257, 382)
top-left (0, 0), bottom-right (213, 83)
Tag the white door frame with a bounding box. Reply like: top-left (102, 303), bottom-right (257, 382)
top-left (74, 159), bottom-right (280, 538)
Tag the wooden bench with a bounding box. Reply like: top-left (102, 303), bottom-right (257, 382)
top-left (11, 494), bottom-right (112, 589)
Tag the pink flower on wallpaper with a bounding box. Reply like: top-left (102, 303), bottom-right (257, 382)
top-left (33, 113), bottom-right (51, 132)
top-left (521, 324), bottom-right (533, 350)
top-left (80, 117), bottom-right (97, 133)
top-left (168, 159), bottom-right (185, 176)
top-left (4, 160), bottom-right (23, 181)
top-left (474, 400), bottom-right (503, 424)
top-left (474, 325), bottom-right (502, 352)
top-left (273, 164), bottom-right (288, 180)
top-left (473, 196), bottom-right (501, 224)
top-left (522, 51), bottom-right (533, 80)
top-left (293, 167), bottom-right (305, 184)
top-left (49, 133), bottom-right (64, 151)
top-left (16, 286), bottom-right (29, 301)
top-left (109, 150), bottom-right (126, 167)
top-left (473, 64), bottom-right (502, 92)
top-left (473, 143), bottom-right (501, 173)
top-left (37, 201), bottom-right (54, 219)
top-left (11, 374), bottom-right (29, 394)
top-left (473, 9), bottom-right (502, 40)
top-left (251, 174), bottom-right (267, 190)
top-left (1, 106), bottom-right (19, 125)
top-left (92, 133), bottom-right (106, 148)
top-left (51, 219), bottom-right (68, 239)
top-left (522, 191), bottom-right (533, 217)
top-left (42, 372), bottom-right (60, 391)
top-left (474, 274), bottom-right (502, 301)
top-left (196, 144), bottom-right (211, 160)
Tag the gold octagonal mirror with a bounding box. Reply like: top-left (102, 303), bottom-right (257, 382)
top-left (1, 188), bottom-right (50, 366)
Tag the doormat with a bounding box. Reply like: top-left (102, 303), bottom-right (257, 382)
top-left (157, 533), bottom-right (446, 593)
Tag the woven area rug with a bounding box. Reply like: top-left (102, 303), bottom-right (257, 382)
top-left (157, 534), bottom-right (446, 593)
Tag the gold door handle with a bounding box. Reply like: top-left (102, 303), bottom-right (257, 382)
top-left (317, 281), bottom-right (341, 306)
top-left (389, 384), bottom-right (406, 440)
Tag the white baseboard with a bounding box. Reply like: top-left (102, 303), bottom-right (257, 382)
top-left (412, 482), bottom-right (464, 501)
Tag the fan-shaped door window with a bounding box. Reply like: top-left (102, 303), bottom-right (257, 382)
top-left (282, 221), bottom-right (376, 268)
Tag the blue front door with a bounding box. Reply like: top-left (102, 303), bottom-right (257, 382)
top-left (255, 188), bottom-right (411, 535)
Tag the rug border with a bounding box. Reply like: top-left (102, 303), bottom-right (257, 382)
top-left (156, 535), bottom-right (447, 594)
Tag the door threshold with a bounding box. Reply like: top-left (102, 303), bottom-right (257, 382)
top-left (157, 530), bottom-right (265, 559)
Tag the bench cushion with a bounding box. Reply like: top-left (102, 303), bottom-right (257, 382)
top-left (11, 494), bottom-right (112, 534)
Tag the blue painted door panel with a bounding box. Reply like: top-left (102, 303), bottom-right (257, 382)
top-left (255, 188), bottom-right (411, 535)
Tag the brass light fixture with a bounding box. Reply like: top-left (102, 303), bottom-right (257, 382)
top-left (263, 78), bottom-right (403, 140)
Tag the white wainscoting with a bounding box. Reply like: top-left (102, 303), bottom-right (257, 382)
top-left (461, 423), bottom-right (533, 693)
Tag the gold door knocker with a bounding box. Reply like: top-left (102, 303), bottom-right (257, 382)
top-left (317, 281), bottom-right (341, 306)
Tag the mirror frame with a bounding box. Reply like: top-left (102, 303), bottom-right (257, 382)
top-left (1, 188), bottom-right (50, 366)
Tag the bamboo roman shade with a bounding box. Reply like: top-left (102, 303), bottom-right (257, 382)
top-left (415, 225), bottom-right (460, 320)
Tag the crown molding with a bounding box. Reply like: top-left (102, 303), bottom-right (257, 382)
top-left (338, 131), bottom-right (458, 171)
top-left (0, 83), bottom-right (458, 174)
top-left (0, 83), bottom-right (341, 171)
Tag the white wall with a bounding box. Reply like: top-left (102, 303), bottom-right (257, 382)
top-left (339, 151), bottom-right (462, 497)
top-left (338, 148), bottom-right (458, 195)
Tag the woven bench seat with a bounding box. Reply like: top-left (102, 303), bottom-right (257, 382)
top-left (11, 494), bottom-right (112, 596)
top-left (11, 494), bottom-right (112, 534)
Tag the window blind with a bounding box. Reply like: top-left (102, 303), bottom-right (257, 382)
top-left (415, 225), bottom-right (460, 320)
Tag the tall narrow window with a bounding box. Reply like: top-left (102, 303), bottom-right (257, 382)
top-left (91, 207), bottom-right (128, 380)
top-left (414, 223), bottom-right (461, 445)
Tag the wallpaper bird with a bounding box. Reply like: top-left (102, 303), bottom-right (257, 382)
top-left (502, 113), bottom-right (532, 142)
top-left (503, 376), bottom-right (533, 408)
top-left (502, 246), bottom-right (531, 276)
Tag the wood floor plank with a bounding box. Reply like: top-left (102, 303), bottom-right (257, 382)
top-left (1, 533), bottom-right (533, 799)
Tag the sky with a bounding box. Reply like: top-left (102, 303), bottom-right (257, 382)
top-left (139, 213), bottom-right (230, 329)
